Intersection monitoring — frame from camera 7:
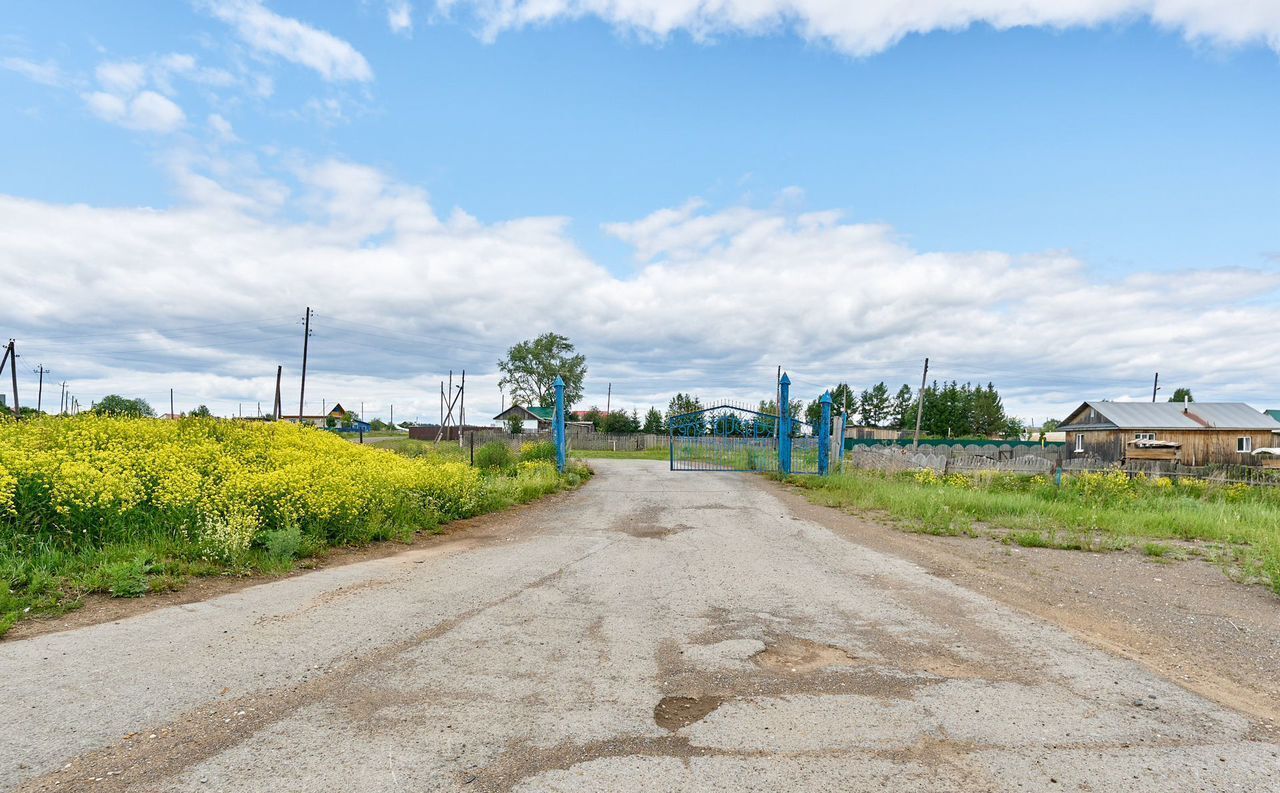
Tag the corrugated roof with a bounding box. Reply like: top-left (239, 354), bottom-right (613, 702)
top-left (1085, 401), bottom-right (1280, 430)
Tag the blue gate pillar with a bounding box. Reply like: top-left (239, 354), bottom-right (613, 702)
top-left (553, 375), bottom-right (566, 473)
top-left (779, 373), bottom-right (792, 475)
top-left (818, 391), bottom-right (832, 476)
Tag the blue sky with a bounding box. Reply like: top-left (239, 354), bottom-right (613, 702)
top-left (2, 1), bottom-right (1279, 421)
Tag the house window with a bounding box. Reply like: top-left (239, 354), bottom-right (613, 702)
top-left (1075, 433), bottom-right (1085, 453)
top-left (1238, 437), bottom-right (1253, 453)
top-left (1135, 432), bottom-right (1155, 441)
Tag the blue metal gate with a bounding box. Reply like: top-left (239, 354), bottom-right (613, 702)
top-left (668, 375), bottom-right (829, 475)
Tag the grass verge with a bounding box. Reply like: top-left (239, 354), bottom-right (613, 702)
top-left (789, 467), bottom-right (1280, 594)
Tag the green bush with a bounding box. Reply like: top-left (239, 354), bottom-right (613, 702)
top-left (519, 440), bottom-right (557, 463)
top-left (263, 524), bottom-right (303, 561)
top-left (99, 559), bottom-right (149, 598)
top-left (475, 441), bottom-right (515, 470)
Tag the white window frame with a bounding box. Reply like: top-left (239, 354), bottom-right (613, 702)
top-left (1135, 432), bottom-right (1155, 441)
top-left (1075, 433), bottom-right (1085, 453)
top-left (1238, 436), bottom-right (1253, 453)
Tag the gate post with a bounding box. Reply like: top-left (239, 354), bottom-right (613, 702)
top-left (819, 392), bottom-right (832, 476)
top-left (779, 373), bottom-right (792, 475)
top-left (553, 375), bottom-right (566, 473)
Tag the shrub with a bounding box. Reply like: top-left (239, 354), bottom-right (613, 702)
top-left (519, 440), bottom-right (557, 462)
top-left (263, 524), bottom-right (303, 561)
top-left (475, 441), bottom-right (514, 471)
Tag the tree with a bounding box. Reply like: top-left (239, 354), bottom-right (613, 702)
top-left (971, 383), bottom-right (1005, 437)
top-left (92, 395), bottom-right (155, 418)
top-left (1168, 388), bottom-right (1194, 403)
top-left (830, 383), bottom-right (856, 419)
top-left (667, 393), bottom-right (704, 435)
top-left (498, 333), bottom-right (587, 409)
top-left (889, 384), bottom-right (913, 429)
top-left (188, 404), bottom-right (212, 418)
top-left (600, 410), bottom-right (639, 434)
top-left (505, 414), bottom-right (524, 434)
top-left (861, 382), bottom-right (890, 426)
top-left (642, 407), bottom-right (664, 434)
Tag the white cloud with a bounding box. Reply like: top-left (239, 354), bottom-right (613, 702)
top-left (1, 56), bottom-right (69, 87)
top-left (437, 0), bottom-right (1280, 55)
top-left (3, 159), bottom-right (1279, 421)
top-left (204, 0), bottom-right (374, 81)
top-left (208, 113), bottom-right (239, 142)
top-left (387, 1), bottom-right (414, 34)
top-left (84, 90), bottom-right (187, 132)
top-left (95, 61), bottom-right (148, 94)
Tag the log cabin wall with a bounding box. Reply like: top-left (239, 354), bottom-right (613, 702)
top-left (1064, 428), bottom-right (1274, 465)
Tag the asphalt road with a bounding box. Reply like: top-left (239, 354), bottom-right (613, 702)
top-left (3, 460), bottom-right (1277, 791)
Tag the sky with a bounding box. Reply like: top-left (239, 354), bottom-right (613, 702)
top-left (2, 0), bottom-right (1278, 425)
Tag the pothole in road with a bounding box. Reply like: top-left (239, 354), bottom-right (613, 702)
top-left (753, 636), bottom-right (861, 673)
top-left (654, 695), bottom-right (723, 730)
top-left (624, 523), bottom-right (690, 540)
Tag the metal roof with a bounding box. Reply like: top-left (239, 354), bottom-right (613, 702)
top-left (1081, 401), bottom-right (1280, 430)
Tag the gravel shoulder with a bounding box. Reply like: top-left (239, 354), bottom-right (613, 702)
top-left (766, 477), bottom-right (1280, 725)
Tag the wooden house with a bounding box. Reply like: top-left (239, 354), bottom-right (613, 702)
top-left (1058, 401), bottom-right (1280, 465)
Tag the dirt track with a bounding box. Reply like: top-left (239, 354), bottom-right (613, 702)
top-left (3, 460), bottom-right (1277, 791)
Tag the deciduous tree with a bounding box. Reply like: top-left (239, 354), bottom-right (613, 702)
top-left (498, 333), bottom-right (587, 409)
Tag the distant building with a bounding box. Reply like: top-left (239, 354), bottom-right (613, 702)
top-left (493, 404), bottom-right (555, 432)
top-left (1058, 401), bottom-right (1280, 465)
top-left (491, 404), bottom-right (593, 433)
top-left (843, 425), bottom-right (902, 441)
top-left (280, 403), bottom-right (351, 427)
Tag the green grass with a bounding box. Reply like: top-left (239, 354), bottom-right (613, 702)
top-left (792, 468), bottom-right (1280, 594)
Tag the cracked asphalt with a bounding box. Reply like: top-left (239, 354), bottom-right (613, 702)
top-left (3, 460), bottom-right (1278, 791)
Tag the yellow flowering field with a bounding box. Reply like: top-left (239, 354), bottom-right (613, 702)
top-left (0, 416), bottom-right (587, 634)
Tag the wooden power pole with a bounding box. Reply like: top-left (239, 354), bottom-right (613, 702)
top-left (2, 340), bottom-right (19, 419)
top-left (274, 365), bottom-right (283, 420)
top-left (298, 307), bottom-right (312, 423)
top-left (33, 364), bottom-right (48, 414)
top-left (912, 358), bottom-right (929, 449)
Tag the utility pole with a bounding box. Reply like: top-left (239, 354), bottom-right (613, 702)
top-left (458, 370), bottom-right (466, 447)
top-left (32, 364), bottom-right (48, 414)
top-left (390, 404), bottom-right (394, 427)
top-left (59, 381), bottom-right (68, 416)
top-left (912, 357), bottom-right (929, 449)
top-left (170, 388), bottom-right (175, 419)
top-left (273, 365), bottom-right (283, 420)
top-left (606, 382), bottom-right (612, 415)
top-left (2, 340), bottom-right (19, 419)
top-left (1152, 372), bottom-right (1160, 402)
top-left (298, 307), bottom-right (312, 424)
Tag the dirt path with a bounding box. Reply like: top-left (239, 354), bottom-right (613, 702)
top-left (3, 460), bottom-right (1277, 792)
